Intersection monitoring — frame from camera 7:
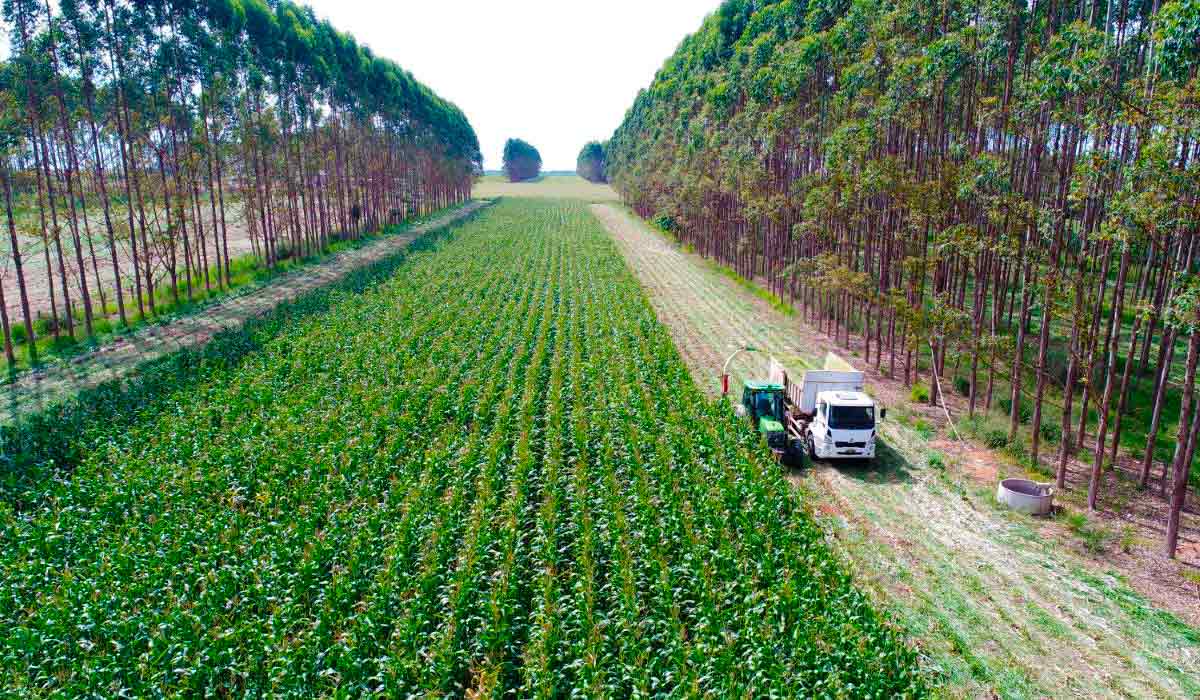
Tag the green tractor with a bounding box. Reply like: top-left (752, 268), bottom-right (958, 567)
top-left (735, 380), bottom-right (802, 464)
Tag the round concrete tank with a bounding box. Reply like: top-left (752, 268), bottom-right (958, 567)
top-left (996, 478), bottom-right (1054, 516)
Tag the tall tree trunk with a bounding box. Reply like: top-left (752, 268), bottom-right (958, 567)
top-left (1165, 329), bottom-right (1200, 558)
top-left (1089, 245), bottom-right (1131, 511)
top-left (1, 167), bottom-right (36, 365)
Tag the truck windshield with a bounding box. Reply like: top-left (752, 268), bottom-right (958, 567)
top-left (830, 405), bottom-right (874, 429)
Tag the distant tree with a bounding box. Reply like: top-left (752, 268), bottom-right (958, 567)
top-left (576, 141), bottom-right (607, 183)
top-left (502, 138), bottom-right (542, 182)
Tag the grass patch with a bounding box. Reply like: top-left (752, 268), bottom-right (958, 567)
top-left (709, 263), bottom-right (796, 316)
top-left (1027, 605), bottom-right (1072, 639)
top-left (1073, 568), bottom-right (1200, 645)
top-left (1062, 511), bottom-right (1110, 553)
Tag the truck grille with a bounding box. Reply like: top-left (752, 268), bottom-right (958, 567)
top-left (835, 441), bottom-right (866, 448)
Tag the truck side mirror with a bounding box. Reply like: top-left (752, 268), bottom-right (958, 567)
top-left (880, 408), bottom-right (887, 421)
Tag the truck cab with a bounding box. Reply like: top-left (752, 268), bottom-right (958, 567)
top-left (806, 390), bottom-right (878, 460)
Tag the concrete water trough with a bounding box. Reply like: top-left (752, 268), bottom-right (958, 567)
top-left (996, 478), bottom-right (1055, 516)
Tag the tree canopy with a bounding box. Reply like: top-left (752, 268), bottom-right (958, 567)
top-left (576, 141), bottom-right (607, 183)
top-left (0, 0), bottom-right (480, 365)
top-left (607, 0), bottom-right (1200, 557)
top-left (502, 138), bottom-right (542, 182)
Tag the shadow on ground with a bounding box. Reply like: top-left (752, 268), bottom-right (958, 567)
top-left (792, 440), bottom-right (915, 485)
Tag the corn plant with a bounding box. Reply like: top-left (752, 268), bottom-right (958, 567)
top-left (0, 200), bottom-right (925, 697)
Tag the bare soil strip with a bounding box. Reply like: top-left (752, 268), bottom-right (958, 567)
top-left (0, 202), bottom-right (488, 425)
top-left (592, 202), bottom-right (1200, 699)
top-left (3, 200), bottom-right (259, 322)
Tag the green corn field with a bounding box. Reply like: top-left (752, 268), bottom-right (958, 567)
top-left (0, 200), bottom-right (924, 696)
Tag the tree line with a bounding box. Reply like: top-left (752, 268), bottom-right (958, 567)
top-left (0, 0), bottom-right (480, 366)
top-left (607, 0), bottom-right (1200, 557)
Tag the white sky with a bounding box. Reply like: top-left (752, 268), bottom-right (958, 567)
top-left (300, 0), bottom-right (718, 171)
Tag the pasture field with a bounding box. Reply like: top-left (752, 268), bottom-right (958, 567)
top-left (472, 174), bottom-right (619, 202)
top-left (0, 199), bottom-right (922, 696)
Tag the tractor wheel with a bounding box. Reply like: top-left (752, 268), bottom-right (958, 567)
top-left (788, 439), bottom-right (805, 468)
top-left (806, 434), bottom-right (817, 461)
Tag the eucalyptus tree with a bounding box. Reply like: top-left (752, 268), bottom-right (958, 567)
top-left (576, 141), bottom-right (606, 183)
top-left (0, 0), bottom-right (480, 359)
top-left (607, 0), bottom-right (1200, 557)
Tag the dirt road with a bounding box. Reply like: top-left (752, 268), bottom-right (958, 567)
top-left (592, 202), bottom-right (1200, 699)
top-left (0, 202), bottom-right (488, 425)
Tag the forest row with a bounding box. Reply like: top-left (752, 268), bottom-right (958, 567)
top-left (0, 0), bottom-right (480, 363)
top-left (607, 0), bottom-right (1200, 556)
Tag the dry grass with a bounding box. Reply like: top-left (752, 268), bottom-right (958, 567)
top-left (472, 174), bottom-right (619, 202)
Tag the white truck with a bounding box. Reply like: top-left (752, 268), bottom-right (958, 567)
top-left (734, 355), bottom-right (884, 463)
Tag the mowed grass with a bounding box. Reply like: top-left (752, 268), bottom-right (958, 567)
top-left (0, 199), bottom-right (923, 696)
top-left (472, 174), bottom-right (619, 201)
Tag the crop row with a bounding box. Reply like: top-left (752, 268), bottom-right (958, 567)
top-left (0, 199), bottom-right (925, 696)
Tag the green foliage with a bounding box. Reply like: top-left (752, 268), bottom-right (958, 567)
top-left (984, 429), bottom-right (1009, 449)
top-left (1039, 420), bottom-right (1062, 444)
top-left (910, 383), bottom-right (930, 404)
top-left (576, 141), bottom-right (607, 183)
top-left (0, 200), bottom-right (926, 696)
top-left (652, 212), bottom-right (679, 233)
top-left (953, 375), bottom-right (970, 397)
top-left (1118, 524), bottom-right (1138, 554)
top-left (999, 396), bottom-right (1032, 424)
top-left (1167, 274), bottom-right (1200, 333)
top-left (1156, 0), bottom-right (1200, 81)
top-left (503, 138), bottom-right (543, 182)
top-left (1064, 511), bottom-right (1110, 553)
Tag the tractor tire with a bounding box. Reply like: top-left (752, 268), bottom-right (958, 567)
top-left (784, 439), bottom-right (803, 468)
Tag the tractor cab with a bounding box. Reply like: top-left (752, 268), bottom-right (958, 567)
top-left (740, 381), bottom-right (789, 451)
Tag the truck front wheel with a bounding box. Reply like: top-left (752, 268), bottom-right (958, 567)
top-left (806, 433), bottom-right (817, 461)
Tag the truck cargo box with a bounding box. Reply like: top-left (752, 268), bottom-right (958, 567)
top-left (769, 357), bottom-right (864, 413)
